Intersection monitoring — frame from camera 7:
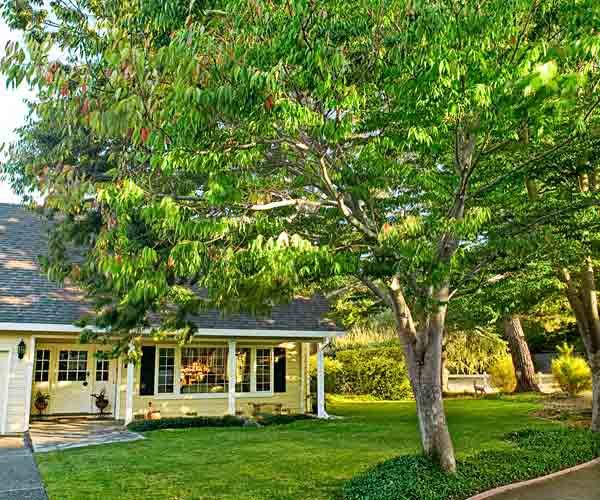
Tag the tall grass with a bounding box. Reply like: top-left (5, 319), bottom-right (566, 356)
top-left (332, 319), bottom-right (398, 351)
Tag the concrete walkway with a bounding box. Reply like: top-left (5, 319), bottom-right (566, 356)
top-left (0, 436), bottom-right (47, 500)
top-left (30, 416), bottom-right (143, 453)
top-left (490, 462), bottom-right (600, 500)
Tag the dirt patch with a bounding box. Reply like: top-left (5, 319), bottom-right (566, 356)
top-left (533, 393), bottom-right (593, 427)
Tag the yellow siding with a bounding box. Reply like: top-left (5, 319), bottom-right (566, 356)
top-left (0, 331), bottom-right (310, 434)
top-left (119, 341), bottom-right (306, 419)
top-left (0, 333), bottom-right (33, 434)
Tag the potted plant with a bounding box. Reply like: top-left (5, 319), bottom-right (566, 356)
top-left (34, 391), bottom-right (50, 416)
top-left (144, 401), bottom-right (161, 420)
top-left (91, 389), bottom-right (110, 415)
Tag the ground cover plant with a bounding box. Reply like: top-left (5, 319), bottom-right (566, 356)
top-left (36, 398), bottom-right (558, 500)
top-left (344, 427), bottom-right (600, 500)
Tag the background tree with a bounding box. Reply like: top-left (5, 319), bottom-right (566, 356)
top-left (448, 260), bottom-right (565, 392)
top-left (3, 0), bottom-right (600, 471)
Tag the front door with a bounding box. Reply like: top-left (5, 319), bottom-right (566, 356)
top-left (53, 349), bottom-right (93, 414)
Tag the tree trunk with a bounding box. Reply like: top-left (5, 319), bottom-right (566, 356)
top-left (409, 351), bottom-right (456, 473)
top-left (561, 260), bottom-right (600, 432)
top-left (393, 282), bottom-right (456, 473)
top-left (503, 315), bottom-right (541, 392)
top-left (593, 364), bottom-right (600, 432)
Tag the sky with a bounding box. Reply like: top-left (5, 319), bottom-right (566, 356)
top-left (0, 17), bottom-right (33, 204)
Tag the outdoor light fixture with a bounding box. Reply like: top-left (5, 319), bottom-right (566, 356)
top-left (17, 339), bottom-right (26, 360)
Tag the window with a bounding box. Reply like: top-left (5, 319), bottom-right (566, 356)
top-left (181, 347), bottom-right (227, 393)
top-left (158, 348), bottom-right (175, 394)
top-left (95, 354), bottom-right (109, 382)
top-left (34, 350), bottom-right (50, 382)
top-left (256, 348), bottom-right (272, 392)
top-left (58, 350), bottom-right (88, 382)
top-left (235, 348), bottom-right (251, 393)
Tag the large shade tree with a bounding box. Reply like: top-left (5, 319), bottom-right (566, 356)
top-left (521, 140), bottom-right (600, 431)
top-left (3, 0), bottom-right (600, 471)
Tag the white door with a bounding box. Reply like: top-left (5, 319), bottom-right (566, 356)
top-left (53, 348), bottom-right (93, 414)
top-left (90, 351), bottom-right (115, 415)
top-left (0, 352), bottom-right (8, 434)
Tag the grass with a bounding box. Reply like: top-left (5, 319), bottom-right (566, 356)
top-left (36, 396), bottom-right (557, 500)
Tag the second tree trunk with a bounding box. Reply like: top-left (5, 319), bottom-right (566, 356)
top-left (503, 315), bottom-right (541, 393)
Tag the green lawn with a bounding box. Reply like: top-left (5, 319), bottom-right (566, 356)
top-left (36, 397), bottom-right (556, 500)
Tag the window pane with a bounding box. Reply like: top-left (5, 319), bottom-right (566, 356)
top-left (96, 356), bottom-right (109, 382)
top-left (235, 348), bottom-right (251, 393)
top-left (180, 347), bottom-right (227, 394)
top-left (158, 348), bottom-right (175, 393)
top-left (34, 350), bottom-right (50, 383)
top-left (58, 350), bottom-right (88, 383)
top-left (256, 348), bottom-right (272, 392)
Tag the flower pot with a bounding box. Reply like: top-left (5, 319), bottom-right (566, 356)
top-left (34, 400), bottom-right (48, 416)
top-left (95, 398), bottom-right (109, 415)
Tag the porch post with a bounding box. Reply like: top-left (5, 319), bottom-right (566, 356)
top-left (125, 343), bottom-right (135, 425)
top-left (316, 340), bottom-right (329, 419)
top-left (228, 339), bottom-right (236, 416)
top-left (115, 355), bottom-right (123, 420)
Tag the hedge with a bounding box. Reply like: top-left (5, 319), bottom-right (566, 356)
top-left (344, 428), bottom-right (600, 500)
top-left (312, 346), bottom-right (412, 400)
top-left (127, 415), bottom-right (245, 432)
top-left (127, 413), bottom-right (313, 432)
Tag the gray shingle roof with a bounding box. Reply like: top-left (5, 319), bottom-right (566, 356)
top-left (0, 203), bottom-right (92, 325)
top-left (0, 203), bottom-right (341, 332)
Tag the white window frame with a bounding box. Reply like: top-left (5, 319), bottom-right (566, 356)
top-left (255, 347), bottom-right (274, 393)
top-left (143, 345), bottom-right (275, 399)
top-left (155, 346), bottom-right (177, 395)
top-left (94, 352), bottom-right (110, 382)
top-left (34, 349), bottom-right (51, 383)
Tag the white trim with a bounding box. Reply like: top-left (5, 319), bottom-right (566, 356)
top-left (299, 343), bottom-right (306, 413)
top-left (23, 336), bottom-right (36, 431)
top-left (0, 323), bottom-right (344, 339)
top-left (0, 323), bottom-right (88, 333)
top-left (316, 342), bottom-right (329, 419)
top-left (0, 347), bottom-right (11, 435)
top-left (194, 329), bottom-right (344, 339)
top-left (125, 344), bottom-right (135, 425)
top-left (115, 357), bottom-right (122, 420)
top-left (227, 339), bottom-right (236, 415)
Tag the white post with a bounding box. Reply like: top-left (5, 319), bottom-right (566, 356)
top-left (115, 356), bottom-right (123, 420)
top-left (228, 339), bottom-right (237, 416)
top-left (125, 344), bottom-right (135, 425)
top-left (24, 336), bottom-right (36, 431)
top-left (317, 341), bottom-right (329, 419)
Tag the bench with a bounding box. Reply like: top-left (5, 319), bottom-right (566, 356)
top-left (247, 402), bottom-right (289, 416)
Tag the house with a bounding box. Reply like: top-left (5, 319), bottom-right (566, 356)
top-left (0, 203), bottom-right (342, 435)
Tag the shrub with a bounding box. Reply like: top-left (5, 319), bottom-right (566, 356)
top-left (551, 343), bottom-right (592, 396)
top-left (127, 415), bottom-right (245, 432)
top-left (343, 428), bottom-right (600, 500)
top-left (255, 413), bottom-right (313, 426)
top-left (312, 346), bottom-right (412, 400)
top-left (127, 413), bottom-right (313, 433)
top-left (488, 355), bottom-right (516, 393)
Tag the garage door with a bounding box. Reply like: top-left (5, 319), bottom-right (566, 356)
top-left (0, 351), bottom-right (8, 434)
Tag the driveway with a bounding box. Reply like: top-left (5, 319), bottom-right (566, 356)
top-left (489, 461), bottom-right (600, 500)
top-left (29, 417), bottom-right (143, 453)
top-left (0, 436), bottom-right (47, 500)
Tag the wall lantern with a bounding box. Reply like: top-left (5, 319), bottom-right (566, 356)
top-left (17, 339), bottom-right (26, 360)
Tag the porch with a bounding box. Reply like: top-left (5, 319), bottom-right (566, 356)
top-left (26, 331), bottom-right (333, 428)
